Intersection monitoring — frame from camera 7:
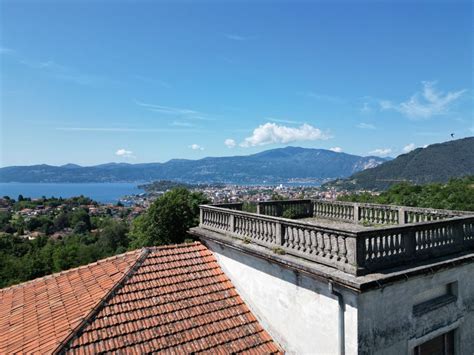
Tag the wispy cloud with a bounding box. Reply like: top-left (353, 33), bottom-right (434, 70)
top-left (20, 59), bottom-right (111, 86)
top-left (133, 75), bottom-right (171, 88)
top-left (0, 46), bottom-right (15, 55)
top-left (189, 144), bottom-right (204, 151)
top-left (360, 102), bottom-right (373, 114)
top-left (134, 100), bottom-right (214, 120)
top-left (115, 148), bottom-right (135, 159)
top-left (380, 81), bottom-right (466, 119)
top-left (170, 121), bottom-right (194, 128)
top-left (56, 127), bottom-right (199, 133)
top-left (330, 147), bottom-right (343, 153)
top-left (369, 148), bottom-right (392, 156)
top-left (301, 92), bottom-right (344, 103)
top-left (224, 138), bottom-right (236, 148)
top-left (224, 33), bottom-right (256, 41)
top-left (240, 122), bottom-right (330, 147)
top-left (357, 122), bottom-right (376, 130)
top-left (402, 143), bottom-right (416, 153)
top-left (266, 117), bottom-right (302, 125)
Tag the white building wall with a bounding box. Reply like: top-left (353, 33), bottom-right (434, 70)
top-left (357, 262), bottom-right (474, 354)
top-left (206, 240), bottom-right (359, 355)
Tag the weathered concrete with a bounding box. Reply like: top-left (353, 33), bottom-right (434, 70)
top-left (199, 203), bottom-right (474, 276)
top-left (191, 226), bottom-right (474, 354)
top-left (204, 238), bottom-right (359, 354)
top-left (357, 263), bottom-right (474, 354)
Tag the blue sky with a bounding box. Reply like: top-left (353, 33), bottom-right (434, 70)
top-left (1, 0), bottom-right (472, 167)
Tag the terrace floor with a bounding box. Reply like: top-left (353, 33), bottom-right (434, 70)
top-left (299, 216), bottom-right (381, 232)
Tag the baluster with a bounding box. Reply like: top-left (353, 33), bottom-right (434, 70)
top-left (310, 230), bottom-right (317, 254)
top-left (323, 233), bottom-right (331, 256)
top-left (332, 234), bottom-right (339, 259)
top-left (339, 237), bottom-right (347, 262)
top-left (365, 237), bottom-right (373, 261)
top-left (316, 232), bottom-right (324, 255)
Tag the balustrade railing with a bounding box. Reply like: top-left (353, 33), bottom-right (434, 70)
top-left (313, 200), bottom-right (355, 222)
top-left (201, 205), bottom-right (358, 274)
top-left (210, 202), bottom-right (243, 211)
top-left (199, 203), bottom-right (474, 276)
top-left (357, 216), bottom-right (474, 272)
top-left (256, 200), bottom-right (313, 218)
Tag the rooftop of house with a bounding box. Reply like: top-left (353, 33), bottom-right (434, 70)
top-left (0, 242), bottom-right (282, 354)
top-left (193, 200), bottom-right (474, 282)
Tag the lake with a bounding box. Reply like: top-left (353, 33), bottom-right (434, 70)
top-left (0, 183), bottom-right (144, 203)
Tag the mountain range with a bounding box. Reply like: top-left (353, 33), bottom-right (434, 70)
top-left (324, 137), bottom-right (474, 190)
top-left (0, 147), bottom-right (387, 184)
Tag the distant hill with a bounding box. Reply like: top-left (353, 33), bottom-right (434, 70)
top-left (0, 146), bottom-right (387, 184)
top-left (325, 137), bottom-right (474, 191)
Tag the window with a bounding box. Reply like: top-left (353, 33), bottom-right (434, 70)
top-left (414, 330), bottom-right (455, 355)
top-left (413, 282), bottom-right (457, 317)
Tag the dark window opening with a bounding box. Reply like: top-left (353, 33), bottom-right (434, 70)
top-left (414, 330), bottom-right (455, 355)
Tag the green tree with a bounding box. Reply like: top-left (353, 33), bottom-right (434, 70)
top-left (73, 221), bottom-right (89, 234)
top-left (129, 188), bottom-right (208, 248)
top-left (53, 212), bottom-right (70, 231)
top-left (70, 208), bottom-right (91, 231)
top-left (97, 219), bottom-right (129, 253)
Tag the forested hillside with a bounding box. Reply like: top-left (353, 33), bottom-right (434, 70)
top-left (326, 137), bottom-right (474, 191)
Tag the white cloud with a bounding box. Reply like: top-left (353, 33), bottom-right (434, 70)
top-left (134, 100), bottom-right (214, 121)
top-left (402, 143), bottom-right (416, 153)
top-left (56, 127), bottom-right (197, 133)
top-left (241, 122), bottom-right (330, 147)
top-left (115, 148), bottom-right (134, 158)
top-left (189, 144), bottom-right (204, 151)
top-left (369, 148), bottom-right (392, 156)
top-left (171, 121), bottom-right (194, 127)
top-left (0, 46), bottom-right (15, 54)
top-left (357, 122), bottom-right (376, 130)
top-left (266, 117), bottom-right (302, 125)
top-left (224, 139), bottom-right (236, 148)
top-left (330, 147), bottom-right (343, 153)
top-left (301, 92), bottom-right (343, 103)
top-left (20, 59), bottom-right (109, 86)
top-left (224, 33), bottom-right (255, 41)
top-left (360, 102), bottom-right (373, 114)
top-left (380, 81), bottom-right (466, 119)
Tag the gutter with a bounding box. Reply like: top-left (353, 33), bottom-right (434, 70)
top-left (329, 281), bottom-right (345, 355)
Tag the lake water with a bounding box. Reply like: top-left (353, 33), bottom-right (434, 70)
top-left (0, 183), bottom-right (144, 203)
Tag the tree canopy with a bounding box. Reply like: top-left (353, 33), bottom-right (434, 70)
top-left (129, 188), bottom-right (209, 248)
top-left (338, 176), bottom-right (474, 211)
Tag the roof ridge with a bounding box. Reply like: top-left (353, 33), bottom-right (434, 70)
top-left (52, 248), bottom-right (151, 354)
top-left (0, 248), bottom-right (145, 292)
top-left (147, 241), bottom-right (202, 251)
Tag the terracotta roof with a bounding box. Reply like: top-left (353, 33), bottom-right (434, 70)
top-left (0, 242), bottom-right (282, 354)
top-left (0, 250), bottom-right (141, 354)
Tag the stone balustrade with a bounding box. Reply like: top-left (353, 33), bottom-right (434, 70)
top-left (199, 202), bottom-right (474, 275)
top-left (258, 199), bottom-right (467, 225)
top-left (256, 199), bottom-right (313, 218)
top-left (357, 216), bottom-right (474, 272)
top-left (200, 205), bottom-right (359, 274)
top-left (210, 202), bottom-right (243, 211)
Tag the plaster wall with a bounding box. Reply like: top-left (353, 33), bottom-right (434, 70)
top-left (205, 240), bottom-right (359, 355)
top-left (357, 263), bottom-right (474, 354)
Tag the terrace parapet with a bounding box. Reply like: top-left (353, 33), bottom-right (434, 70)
top-left (196, 200), bottom-right (474, 276)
